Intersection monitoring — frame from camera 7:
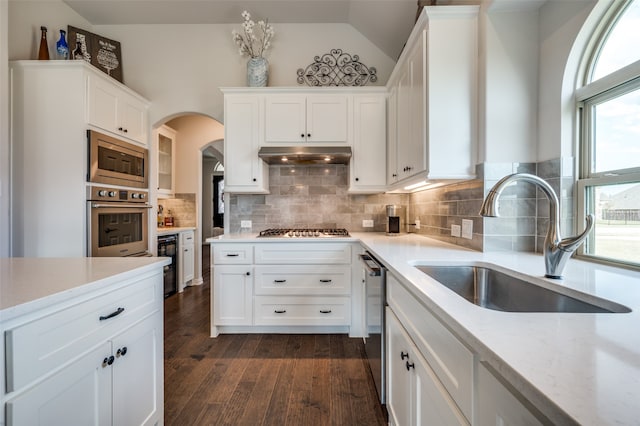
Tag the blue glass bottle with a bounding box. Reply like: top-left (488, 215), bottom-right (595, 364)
top-left (56, 29), bottom-right (69, 60)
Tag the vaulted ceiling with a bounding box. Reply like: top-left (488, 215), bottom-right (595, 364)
top-left (62, 0), bottom-right (424, 60)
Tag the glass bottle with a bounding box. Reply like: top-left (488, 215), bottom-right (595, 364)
top-left (72, 40), bottom-right (83, 60)
top-left (56, 29), bottom-right (69, 60)
top-left (37, 26), bottom-right (50, 60)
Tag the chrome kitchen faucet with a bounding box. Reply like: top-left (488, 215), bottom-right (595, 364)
top-left (479, 173), bottom-right (594, 279)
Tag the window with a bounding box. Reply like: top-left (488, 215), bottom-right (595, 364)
top-left (576, 0), bottom-right (640, 268)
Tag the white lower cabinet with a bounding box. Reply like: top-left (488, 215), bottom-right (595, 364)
top-left (2, 270), bottom-right (163, 426)
top-left (212, 265), bottom-right (253, 326)
top-left (477, 363), bottom-right (543, 426)
top-left (387, 307), bottom-right (468, 426)
top-left (211, 242), bottom-right (357, 335)
top-left (386, 272), bottom-right (548, 426)
top-left (6, 342), bottom-right (112, 425)
top-left (179, 230), bottom-right (195, 290)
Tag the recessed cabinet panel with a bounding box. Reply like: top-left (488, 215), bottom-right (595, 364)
top-left (224, 95), bottom-right (268, 193)
top-left (306, 96), bottom-right (348, 143)
top-left (213, 265), bottom-right (253, 325)
top-left (350, 94), bottom-right (387, 193)
top-left (264, 94), bottom-right (348, 144)
top-left (254, 265), bottom-right (351, 295)
top-left (6, 342), bottom-right (112, 426)
top-left (387, 273), bottom-right (473, 421)
top-left (87, 73), bottom-right (148, 145)
top-left (254, 296), bottom-right (350, 326)
top-left (264, 96), bottom-right (306, 142)
top-left (477, 364), bottom-right (544, 426)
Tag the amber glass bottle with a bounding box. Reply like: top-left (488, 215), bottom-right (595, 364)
top-left (38, 26), bottom-right (50, 60)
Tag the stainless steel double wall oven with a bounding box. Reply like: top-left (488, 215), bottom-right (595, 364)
top-left (87, 130), bottom-right (151, 257)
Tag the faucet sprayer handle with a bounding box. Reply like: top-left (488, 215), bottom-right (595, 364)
top-left (558, 214), bottom-right (595, 252)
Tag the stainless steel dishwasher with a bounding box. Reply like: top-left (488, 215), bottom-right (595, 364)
top-left (360, 251), bottom-right (387, 405)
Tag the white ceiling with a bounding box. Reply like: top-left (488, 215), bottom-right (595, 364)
top-left (62, 0), bottom-right (423, 59)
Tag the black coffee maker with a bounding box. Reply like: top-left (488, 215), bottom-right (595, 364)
top-left (386, 205), bottom-right (404, 235)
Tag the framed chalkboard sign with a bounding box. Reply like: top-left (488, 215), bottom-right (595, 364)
top-left (67, 26), bottom-right (123, 83)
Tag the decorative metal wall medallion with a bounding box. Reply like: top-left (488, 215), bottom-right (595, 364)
top-left (297, 49), bottom-right (377, 86)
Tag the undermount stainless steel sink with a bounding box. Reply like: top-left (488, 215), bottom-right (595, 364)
top-left (416, 265), bottom-right (631, 313)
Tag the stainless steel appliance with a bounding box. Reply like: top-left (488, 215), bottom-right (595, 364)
top-left (386, 205), bottom-right (404, 235)
top-left (158, 234), bottom-right (177, 298)
top-left (87, 186), bottom-right (152, 257)
top-left (360, 251), bottom-right (387, 405)
top-left (257, 228), bottom-right (350, 238)
top-left (88, 130), bottom-right (149, 188)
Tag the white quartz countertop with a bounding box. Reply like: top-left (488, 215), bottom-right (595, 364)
top-left (157, 226), bottom-right (195, 236)
top-left (352, 233), bottom-right (640, 425)
top-left (0, 257), bottom-right (170, 320)
top-left (208, 231), bottom-right (640, 424)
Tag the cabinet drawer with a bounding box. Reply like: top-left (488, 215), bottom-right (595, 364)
top-left (254, 296), bottom-right (350, 326)
top-left (213, 244), bottom-right (253, 264)
top-left (180, 230), bottom-right (194, 245)
top-left (5, 273), bottom-right (160, 393)
top-left (254, 265), bottom-right (351, 296)
top-left (254, 243), bottom-right (351, 264)
top-left (387, 274), bottom-right (473, 421)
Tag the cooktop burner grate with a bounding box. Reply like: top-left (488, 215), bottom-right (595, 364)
top-left (258, 228), bottom-right (350, 238)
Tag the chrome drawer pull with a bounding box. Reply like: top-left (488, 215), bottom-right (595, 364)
top-left (319, 279), bottom-right (332, 283)
top-left (99, 307), bottom-right (125, 321)
top-left (274, 309), bottom-right (287, 314)
top-left (319, 309), bottom-right (332, 314)
top-left (274, 279), bottom-right (287, 283)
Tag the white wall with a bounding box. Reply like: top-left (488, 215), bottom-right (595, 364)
top-left (1, 0), bottom-right (9, 257)
top-left (164, 114), bottom-right (224, 285)
top-left (537, 0), bottom-right (602, 162)
top-left (479, 3), bottom-right (539, 164)
top-left (8, 1), bottom-right (93, 61)
top-left (92, 23), bottom-right (395, 126)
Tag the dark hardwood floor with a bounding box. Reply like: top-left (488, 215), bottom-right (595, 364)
top-left (163, 245), bottom-right (387, 426)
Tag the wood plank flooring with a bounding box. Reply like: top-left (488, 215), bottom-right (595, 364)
top-left (163, 245), bottom-right (387, 425)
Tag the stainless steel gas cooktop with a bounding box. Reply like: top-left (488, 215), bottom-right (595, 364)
top-left (257, 228), bottom-right (350, 238)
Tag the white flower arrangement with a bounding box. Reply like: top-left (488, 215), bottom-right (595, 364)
top-left (232, 10), bottom-right (275, 59)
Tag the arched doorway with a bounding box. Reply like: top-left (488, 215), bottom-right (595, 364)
top-left (152, 113), bottom-right (224, 289)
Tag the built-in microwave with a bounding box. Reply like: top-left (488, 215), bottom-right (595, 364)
top-left (88, 130), bottom-right (148, 188)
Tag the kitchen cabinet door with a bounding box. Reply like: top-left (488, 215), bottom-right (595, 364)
top-left (387, 307), bottom-right (412, 426)
top-left (264, 95), bottom-right (307, 143)
top-left (213, 265), bottom-right (253, 326)
top-left (5, 342), bottom-right (112, 426)
top-left (156, 124), bottom-right (176, 198)
top-left (179, 230), bottom-right (195, 290)
top-left (112, 313), bottom-right (162, 426)
top-left (397, 29), bottom-right (426, 180)
top-left (264, 94), bottom-right (348, 144)
top-left (477, 363), bottom-right (543, 426)
top-left (305, 95), bottom-right (348, 143)
top-left (224, 95), bottom-right (269, 193)
top-left (387, 308), bottom-right (468, 426)
top-left (387, 86), bottom-right (399, 185)
top-left (87, 73), bottom-right (148, 145)
top-left (350, 94), bottom-right (386, 193)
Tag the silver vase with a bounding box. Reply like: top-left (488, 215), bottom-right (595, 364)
top-left (247, 57), bottom-right (269, 87)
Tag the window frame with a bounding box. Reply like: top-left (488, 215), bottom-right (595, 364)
top-left (575, 0), bottom-right (640, 270)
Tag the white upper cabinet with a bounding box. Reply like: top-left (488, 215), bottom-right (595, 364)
top-left (350, 93), bottom-right (387, 193)
top-left (387, 6), bottom-right (479, 190)
top-left (87, 72), bottom-right (149, 145)
top-left (156, 124), bottom-right (176, 198)
top-left (222, 93), bottom-right (269, 194)
top-left (265, 94), bottom-right (349, 144)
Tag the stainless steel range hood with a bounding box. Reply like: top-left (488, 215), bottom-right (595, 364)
top-left (258, 146), bottom-right (352, 165)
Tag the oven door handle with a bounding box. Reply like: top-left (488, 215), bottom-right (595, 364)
top-left (91, 203), bottom-right (153, 209)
